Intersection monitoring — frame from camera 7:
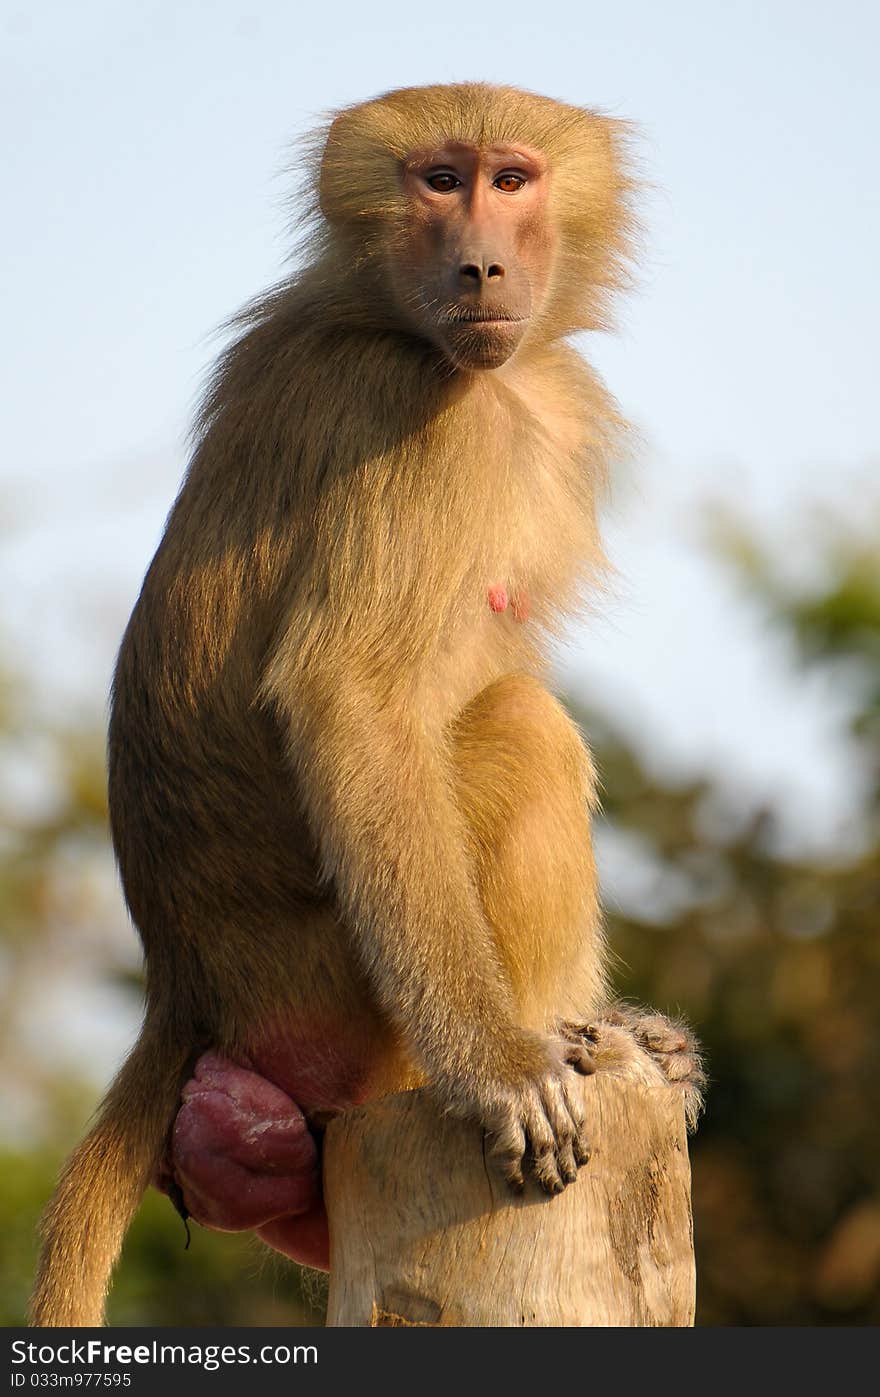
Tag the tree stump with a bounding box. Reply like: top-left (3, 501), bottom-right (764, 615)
top-left (323, 1073), bottom-right (695, 1326)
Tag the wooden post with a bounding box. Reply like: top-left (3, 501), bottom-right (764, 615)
top-left (323, 1073), bottom-right (695, 1327)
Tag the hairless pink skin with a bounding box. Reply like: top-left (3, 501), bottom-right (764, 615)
top-left (162, 1034), bottom-right (379, 1271)
top-left (510, 590), bottom-right (530, 623)
top-left (487, 583), bottom-right (510, 613)
top-left (164, 1054), bottom-right (330, 1268)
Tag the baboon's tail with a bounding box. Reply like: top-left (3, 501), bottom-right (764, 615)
top-left (29, 1014), bottom-right (190, 1327)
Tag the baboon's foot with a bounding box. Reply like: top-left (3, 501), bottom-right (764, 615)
top-left (559, 1004), bottom-right (705, 1130)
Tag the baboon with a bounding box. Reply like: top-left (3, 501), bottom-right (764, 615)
top-left (31, 82), bottom-right (703, 1326)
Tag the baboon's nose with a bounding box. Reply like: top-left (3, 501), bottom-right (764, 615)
top-left (459, 259), bottom-right (506, 286)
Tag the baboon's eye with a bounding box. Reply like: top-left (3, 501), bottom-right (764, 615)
top-left (494, 173), bottom-right (526, 193)
top-left (426, 171), bottom-right (461, 193)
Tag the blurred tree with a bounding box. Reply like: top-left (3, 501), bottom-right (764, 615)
top-left (1, 516), bottom-right (877, 1326)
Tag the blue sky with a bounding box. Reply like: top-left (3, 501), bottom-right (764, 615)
top-left (2, 0), bottom-right (878, 851)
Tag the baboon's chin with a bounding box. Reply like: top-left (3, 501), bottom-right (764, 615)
top-left (440, 323), bottom-right (526, 371)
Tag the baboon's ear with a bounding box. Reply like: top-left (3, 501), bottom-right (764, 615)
top-left (317, 111), bottom-right (352, 223)
top-left (316, 103), bottom-right (402, 229)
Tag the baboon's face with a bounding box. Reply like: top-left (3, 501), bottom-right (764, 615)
top-left (392, 141), bottom-right (557, 369)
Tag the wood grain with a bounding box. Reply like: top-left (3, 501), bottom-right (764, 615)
top-left (324, 1073), bottom-right (695, 1327)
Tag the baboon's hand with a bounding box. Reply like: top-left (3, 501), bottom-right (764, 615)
top-left (479, 1035), bottom-right (594, 1196)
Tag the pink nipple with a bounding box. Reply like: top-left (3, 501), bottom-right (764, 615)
top-left (487, 584), bottom-right (509, 614)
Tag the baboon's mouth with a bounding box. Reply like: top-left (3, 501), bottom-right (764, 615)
top-left (441, 311), bottom-right (526, 326)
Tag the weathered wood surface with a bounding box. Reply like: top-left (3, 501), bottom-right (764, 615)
top-left (324, 1074), bottom-right (695, 1327)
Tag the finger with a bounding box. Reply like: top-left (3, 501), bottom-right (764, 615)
top-left (530, 1142), bottom-right (565, 1195)
top-left (563, 1042), bottom-right (595, 1075)
top-left (542, 1076), bottom-right (580, 1140)
top-left (558, 1083), bottom-right (592, 1167)
top-left (574, 1131), bottom-right (592, 1167)
top-left (526, 1113), bottom-right (566, 1195)
top-left (661, 1052), bottom-right (697, 1083)
top-left (602, 1006), bottom-right (627, 1027)
top-left (638, 1015), bottom-right (688, 1053)
top-left (501, 1159), bottom-right (525, 1194)
top-left (555, 1131), bottom-right (579, 1185)
top-left (557, 1021), bottom-right (600, 1048)
top-left (486, 1118), bottom-right (527, 1195)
